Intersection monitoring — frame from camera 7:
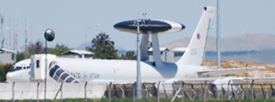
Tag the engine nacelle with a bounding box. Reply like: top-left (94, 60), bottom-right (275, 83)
top-left (209, 77), bottom-right (242, 98)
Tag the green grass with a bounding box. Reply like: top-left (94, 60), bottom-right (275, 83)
top-left (1, 99), bottom-right (275, 102)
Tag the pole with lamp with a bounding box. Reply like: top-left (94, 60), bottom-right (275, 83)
top-left (44, 28), bottom-right (55, 101)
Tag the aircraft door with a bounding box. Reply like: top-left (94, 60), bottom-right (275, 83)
top-left (30, 54), bottom-right (57, 82)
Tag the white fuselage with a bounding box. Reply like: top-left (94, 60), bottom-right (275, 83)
top-left (6, 57), bottom-right (206, 83)
top-left (51, 58), bottom-right (205, 83)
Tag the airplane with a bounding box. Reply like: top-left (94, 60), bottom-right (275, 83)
top-left (6, 7), bottom-right (270, 91)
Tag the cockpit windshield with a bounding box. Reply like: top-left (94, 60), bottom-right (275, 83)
top-left (8, 66), bottom-right (30, 72)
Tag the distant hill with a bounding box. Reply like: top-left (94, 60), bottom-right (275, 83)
top-left (204, 50), bottom-right (275, 64)
top-left (203, 60), bottom-right (275, 77)
top-left (161, 33), bottom-right (275, 51)
top-left (161, 33), bottom-right (275, 64)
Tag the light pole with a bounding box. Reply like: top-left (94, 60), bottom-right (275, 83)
top-left (84, 24), bottom-right (100, 50)
top-left (216, 0), bottom-right (221, 77)
top-left (44, 28), bottom-right (55, 102)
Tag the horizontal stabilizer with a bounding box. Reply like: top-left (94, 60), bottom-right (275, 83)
top-left (174, 77), bottom-right (275, 84)
top-left (197, 66), bottom-right (266, 76)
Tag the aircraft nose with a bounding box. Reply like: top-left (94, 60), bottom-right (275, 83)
top-left (6, 72), bottom-right (13, 82)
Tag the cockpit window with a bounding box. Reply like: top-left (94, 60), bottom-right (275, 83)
top-left (8, 66), bottom-right (30, 72)
top-left (8, 66), bottom-right (16, 72)
top-left (8, 66), bottom-right (22, 72)
top-left (16, 67), bottom-right (22, 70)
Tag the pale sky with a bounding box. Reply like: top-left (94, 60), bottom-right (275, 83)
top-left (0, 0), bottom-right (274, 51)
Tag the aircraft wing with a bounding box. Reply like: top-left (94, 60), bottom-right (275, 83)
top-left (197, 66), bottom-right (266, 76)
top-left (174, 77), bottom-right (275, 84)
top-left (97, 77), bottom-right (275, 85)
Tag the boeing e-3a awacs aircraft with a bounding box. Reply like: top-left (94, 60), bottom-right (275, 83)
top-left (6, 7), bottom-right (269, 87)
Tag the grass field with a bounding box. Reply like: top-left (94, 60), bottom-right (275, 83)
top-left (1, 99), bottom-right (275, 102)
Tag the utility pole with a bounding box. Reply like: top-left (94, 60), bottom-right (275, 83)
top-left (216, 0), bottom-right (221, 77)
top-left (0, 13), bottom-right (4, 53)
top-left (135, 19), bottom-right (142, 99)
top-left (8, 18), bottom-right (11, 50)
top-left (25, 18), bottom-right (28, 57)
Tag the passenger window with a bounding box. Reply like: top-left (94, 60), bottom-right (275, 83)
top-left (36, 60), bottom-right (40, 68)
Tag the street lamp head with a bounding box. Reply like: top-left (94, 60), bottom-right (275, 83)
top-left (44, 28), bottom-right (55, 42)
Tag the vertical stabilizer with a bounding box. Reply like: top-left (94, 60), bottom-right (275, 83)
top-left (176, 6), bottom-right (215, 65)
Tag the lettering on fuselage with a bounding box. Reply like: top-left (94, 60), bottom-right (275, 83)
top-left (70, 72), bottom-right (99, 80)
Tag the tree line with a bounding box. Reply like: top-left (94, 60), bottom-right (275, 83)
top-left (15, 32), bottom-right (136, 62)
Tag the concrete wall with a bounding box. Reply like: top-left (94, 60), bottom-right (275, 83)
top-left (0, 82), bottom-right (106, 100)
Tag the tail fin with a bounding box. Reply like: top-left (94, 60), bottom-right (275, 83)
top-left (176, 6), bottom-right (215, 65)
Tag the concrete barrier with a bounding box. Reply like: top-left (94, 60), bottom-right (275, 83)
top-left (0, 82), bottom-right (106, 100)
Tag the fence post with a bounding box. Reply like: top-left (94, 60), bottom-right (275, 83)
top-left (157, 81), bottom-right (160, 102)
top-left (108, 82), bottom-right (112, 102)
top-left (261, 83), bottom-right (266, 99)
top-left (163, 83), bottom-right (168, 99)
top-left (171, 87), bottom-right (182, 102)
top-left (143, 84), bottom-right (148, 99)
top-left (60, 82), bottom-right (63, 102)
top-left (227, 80), bottom-right (231, 100)
top-left (113, 85), bottom-right (119, 98)
top-left (12, 82), bottom-right (15, 102)
top-left (181, 82), bottom-right (184, 101)
top-left (133, 82), bottom-right (136, 102)
top-left (250, 80), bottom-right (255, 99)
top-left (37, 82), bottom-right (40, 102)
top-left (53, 82), bottom-right (63, 101)
top-left (230, 84), bottom-right (235, 99)
top-left (183, 85), bottom-right (193, 101)
top-left (195, 84), bottom-right (200, 99)
top-left (120, 87), bottom-right (125, 98)
top-left (271, 84), bottom-right (275, 99)
top-left (123, 84), bottom-right (128, 98)
top-left (203, 81), bottom-right (207, 102)
top-left (240, 84), bottom-right (244, 99)
top-left (85, 82), bottom-right (87, 102)
top-left (172, 83), bottom-right (176, 98)
top-left (221, 84), bottom-right (225, 99)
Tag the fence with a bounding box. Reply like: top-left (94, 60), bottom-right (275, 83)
top-left (1, 81), bottom-right (275, 101)
top-left (104, 81), bottom-right (275, 101)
